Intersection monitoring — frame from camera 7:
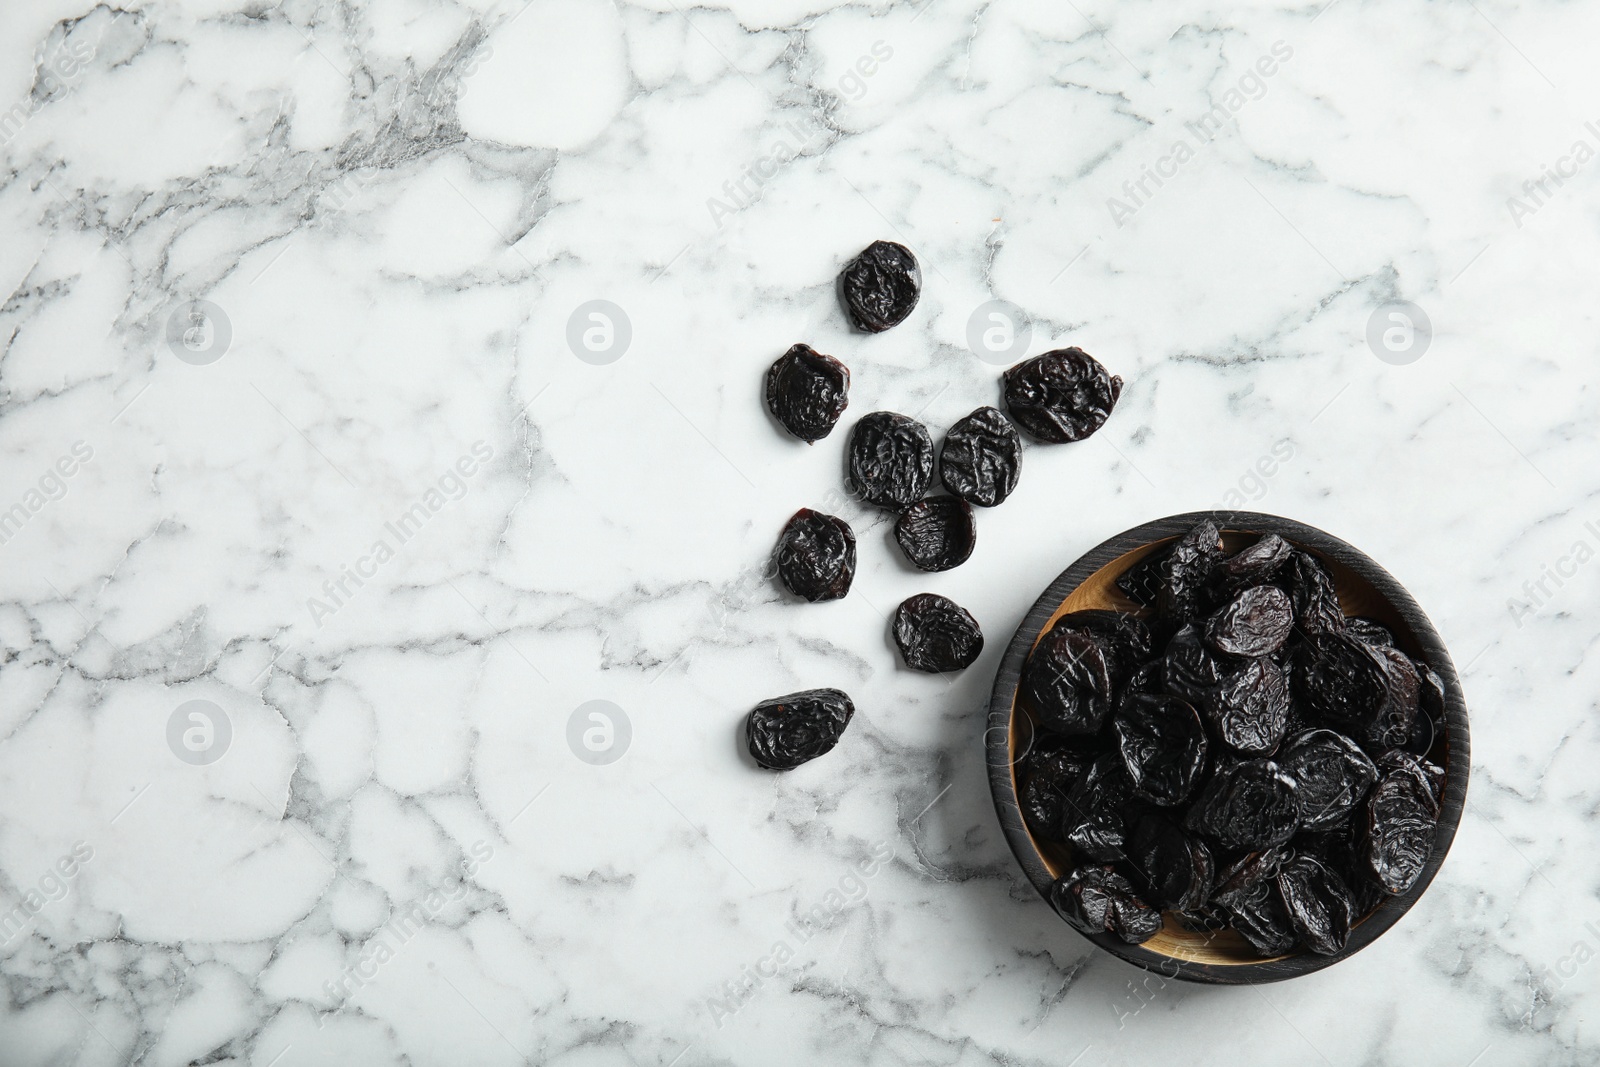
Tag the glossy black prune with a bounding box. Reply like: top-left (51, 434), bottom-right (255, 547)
top-left (1291, 634), bottom-right (1391, 744)
top-left (839, 240), bottom-right (920, 333)
top-left (847, 411), bottom-right (934, 510)
top-left (894, 497), bottom-right (976, 572)
top-left (1021, 629), bottom-right (1115, 735)
top-left (1345, 616), bottom-right (1396, 648)
top-left (1019, 739), bottom-right (1093, 843)
top-left (1278, 729), bottom-right (1378, 831)
top-left (1114, 693), bottom-right (1209, 806)
top-left (1361, 753), bottom-right (1440, 894)
top-left (1280, 550), bottom-right (1345, 636)
top-left (1048, 865), bottom-right (1163, 945)
top-left (774, 509), bottom-right (855, 602)
top-left (1227, 882), bottom-right (1298, 957)
top-left (1116, 547), bottom-right (1169, 608)
top-left (1205, 585), bottom-right (1294, 658)
top-left (1047, 610), bottom-right (1153, 689)
top-left (746, 688), bottom-right (854, 770)
top-left (892, 593), bottom-right (983, 672)
top-left (1064, 752), bottom-right (1138, 862)
top-left (1206, 658), bottom-right (1291, 755)
top-left (1276, 855), bottom-right (1355, 955)
top-left (1002, 347), bottom-right (1123, 443)
top-left (1209, 533), bottom-right (1293, 599)
top-left (1157, 520), bottom-right (1224, 624)
top-left (1185, 759), bottom-right (1300, 851)
top-left (765, 344), bottom-right (849, 442)
top-left (1128, 815), bottom-right (1215, 911)
top-left (939, 406), bottom-right (1022, 507)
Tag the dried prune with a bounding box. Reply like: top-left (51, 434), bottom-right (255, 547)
top-left (1279, 729), bottom-right (1377, 831)
top-left (892, 593), bottom-right (983, 672)
top-left (746, 688), bottom-right (854, 770)
top-left (765, 344), bottom-right (849, 442)
top-left (1163, 624), bottom-right (1232, 705)
top-left (1114, 693), bottom-right (1209, 806)
top-left (1211, 847), bottom-right (1291, 910)
top-left (1047, 610), bottom-right (1153, 689)
top-left (1296, 830), bottom-right (1385, 918)
top-left (775, 509), bottom-right (855, 602)
top-left (1280, 550), bottom-right (1345, 636)
top-left (1116, 547), bottom-right (1169, 608)
top-left (1128, 815), bottom-right (1214, 911)
top-left (1227, 882), bottom-right (1297, 957)
top-left (1292, 634), bottom-right (1391, 744)
top-left (847, 411), bottom-right (933, 510)
top-left (1376, 749), bottom-right (1444, 809)
top-left (1205, 585), bottom-right (1294, 658)
top-left (1064, 752), bottom-right (1138, 862)
top-left (1020, 739), bottom-right (1092, 843)
top-left (1361, 770), bottom-right (1437, 896)
top-left (839, 240), bottom-right (920, 333)
top-left (1276, 855), bottom-right (1354, 955)
top-left (1185, 759), bottom-right (1300, 851)
top-left (1157, 520), bottom-right (1224, 624)
top-left (1002, 347), bottom-right (1123, 443)
top-left (1048, 865), bottom-right (1163, 945)
top-left (939, 406), bottom-right (1022, 507)
top-left (1346, 616), bottom-right (1396, 648)
top-left (1209, 533), bottom-right (1293, 599)
top-left (1021, 629), bottom-right (1114, 735)
top-left (1206, 658), bottom-right (1290, 755)
top-left (894, 497), bottom-right (976, 572)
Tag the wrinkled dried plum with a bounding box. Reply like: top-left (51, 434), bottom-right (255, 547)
top-left (746, 689), bottom-right (854, 770)
top-left (1210, 533), bottom-right (1293, 598)
top-left (939, 406), bottom-right (1022, 507)
top-left (1047, 610), bottom-right (1152, 688)
top-left (848, 411), bottom-right (934, 510)
top-left (1064, 752), bottom-right (1137, 862)
top-left (1279, 729), bottom-right (1378, 830)
top-left (1296, 830), bottom-right (1385, 918)
top-left (1375, 749), bottom-right (1444, 808)
top-left (1227, 882), bottom-right (1298, 957)
top-left (1207, 658), bottom-right (1290, 755)
top-left (1212, 847), bottom-right (1291, 910)
top-left (1185, 759), bottom-right (1300, 851)
top-left (775, 509), bottom-right (855, 602)
top-left (1205, 585), bottom-right (1294, 657)
top-left (1346, 616), bottom-right (1395, 648)
top-left (839, 240), bottom-right (920, 332)
top-left (1128, 815), bottom-right (1214, 911)
top-left (894, 497), bottom-right (976, 572)
top-left (765, 344), bottom-right (849, 442)
top-left (1019, 739), bottom-right (1093, 843)
top-left (1292, 634), bottom-right (1392, 744)
top-left (1164, 623), bottom-right (1233, 706)
top-left (1281, 550), bottom-right (1345, 636)
top-left (1157, 520), bottom-right (1224, 624)
top-left (1115, 693), bottom-right (1209, 806)
top-left (892, 593), bottom-right (983, 672)
top-left (1022, 629), bottom-right (1114, 735)
top-left (1002, 347), bottom-right (1123, 443)
top-left (1276, 855), bottom-right (1354, 955)
top-left (1049, 865), bottom-right (1163, 944)
top-left (1116, 547), bottom-right (1169, 608)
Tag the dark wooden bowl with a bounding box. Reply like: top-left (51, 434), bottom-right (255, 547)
top-left (986, 511), bottom-right (1470, 983)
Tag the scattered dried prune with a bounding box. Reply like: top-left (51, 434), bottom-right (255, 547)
top-left (1019, 739), bottom-right (1093, 843)
top-left (839, 240), bottom-right (920, 332)
top-left (1157, 520), bottom-right (1224, 624)
top-left (1002, 347), bottom-right (1123, 443)
top-left (1049, 865), bottom-right (1163, 945)
top-left (1346, 616), bottom-right (1396, 648)
top-left (774, 509), bottom-right (855, 602)
top-left (1276, 855), bottom-right (1354, 956)
top-left (765, 344), bottom-right (849, 442)
top-left (1128, 815), bottom-right (1214, 911)
top-left (892, 593), bottom-right (983, 672)
top-left (847, 411), bottom-right (934, 510)
top-left (1114, 693), bottom-right (1209, 806)
top-left (939, 406), bottom-right (1022, 507)
top-left (894, 497), bottom-right (976, 571)
top-left (1021, 629), bottom-right (1114, 735)
top-left (1206, 658), bottom-right (1290, 755)
top-left (1185, 759), bottom-right (1300, 851)
top-left (1205, 585), bottom-right (1294, 657)
top-left (746, 688), bottom-right (854, 770)
top-left (1280, 550), bottom-right (1345, 636)
top-left (1279, 729), bottom-right (1378, 830)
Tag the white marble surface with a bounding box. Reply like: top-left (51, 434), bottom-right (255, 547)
top-left (0, 0), bottom-right (1594, 1063)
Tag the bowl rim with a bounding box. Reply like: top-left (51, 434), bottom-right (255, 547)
top-left (985, 510), bottom-right (1471, 984)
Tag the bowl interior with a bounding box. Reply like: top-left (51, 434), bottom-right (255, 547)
top-left (1006, 529), bottom-right (1456, 969)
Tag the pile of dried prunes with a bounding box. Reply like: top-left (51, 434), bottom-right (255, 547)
top-left (1022, 519), bottom-right (1446, 956)
top-left (751, 240), bottom-right (1123, 771)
